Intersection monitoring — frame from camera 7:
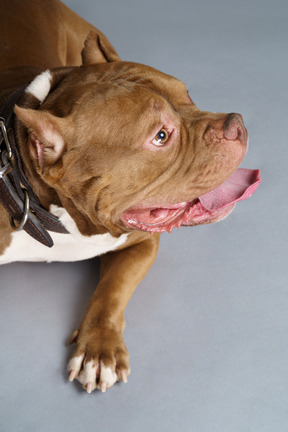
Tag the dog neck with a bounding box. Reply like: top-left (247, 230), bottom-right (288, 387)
top-left (0, 78), bottom-right (69, 246)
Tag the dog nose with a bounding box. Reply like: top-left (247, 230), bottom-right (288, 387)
top-left (224, 113), bottom-right (246, 144)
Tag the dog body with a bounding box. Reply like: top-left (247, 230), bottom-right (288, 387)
top-left (1, 205), bottom-right (129, 264)
top-left (0, 0), bottom-right (260, 392)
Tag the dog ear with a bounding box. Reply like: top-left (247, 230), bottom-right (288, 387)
top-left (81, 30), bottom-right (121, 65)
top-left (14, 105), bottom-right (66, 174)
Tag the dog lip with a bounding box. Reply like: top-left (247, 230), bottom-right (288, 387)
top-left (121, 168), bottom-right (261, 234)
top-left (122, 199), bottom-right (220, 233)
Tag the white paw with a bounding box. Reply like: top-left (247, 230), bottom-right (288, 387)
top-left (68, 356), bottom-right (129, 393)
top-left (67, 328), bottom-right (130, 394)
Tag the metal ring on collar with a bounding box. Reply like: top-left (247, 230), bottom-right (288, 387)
top-left (0, 117), bottom-right (13, 160)
top-left (9, 189), bottom-right (30, 231)
top-left (0, 160), bottom-right (13, 178)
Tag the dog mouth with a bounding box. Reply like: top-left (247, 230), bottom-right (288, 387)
top-left (121, 169), bottom-right (261, 233)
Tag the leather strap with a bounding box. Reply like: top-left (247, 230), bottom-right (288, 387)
top-left (0, 86), bottom-right (69, 247)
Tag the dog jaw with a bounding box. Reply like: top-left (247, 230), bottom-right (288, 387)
top-left (121, 169), bottom-right (261, 234)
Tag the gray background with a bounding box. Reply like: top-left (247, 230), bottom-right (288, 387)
top-left (0, 0), bottom-right (287, 431)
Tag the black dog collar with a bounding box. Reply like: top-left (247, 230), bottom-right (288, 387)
top-left (0, 87), bottom-right (69, 247)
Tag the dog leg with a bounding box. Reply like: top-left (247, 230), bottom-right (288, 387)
top-left (68, 234), bottom-right (159, 393)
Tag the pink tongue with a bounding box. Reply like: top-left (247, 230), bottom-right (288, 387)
top-left (199, 168), bottom-right (261, 211)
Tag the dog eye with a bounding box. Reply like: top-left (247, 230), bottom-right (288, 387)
top-left (152, 129), bottom-right (170, 146)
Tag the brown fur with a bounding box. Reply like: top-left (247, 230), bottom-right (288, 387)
top-left (0, 0), bottom-right (247, 391)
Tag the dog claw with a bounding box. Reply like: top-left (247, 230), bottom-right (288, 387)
top-left (67, 353), bottom-right (85, 383)
top-left (68, 369), bottom-right (76, 382)
top-left (69, 330), bottom-right (79, 344)
top-left (86, 383), bottom-right (93, 394)
top-left (121, 371), bottom-right (128, 383)
top-left (101, 382), bottom-right (107, 393)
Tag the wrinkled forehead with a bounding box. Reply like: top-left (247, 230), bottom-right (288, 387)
top-left (84, 61), bottom-right (192, 105)
top-left (57, 62), bottom-right (195, 153)
top-left (74, 85), bottom-right (175, 152)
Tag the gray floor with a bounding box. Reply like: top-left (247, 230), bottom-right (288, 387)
top-left (1, 0), bottom-right (287, 431)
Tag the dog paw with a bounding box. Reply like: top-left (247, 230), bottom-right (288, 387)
top-left (67, 326), bottom-right (130, 393)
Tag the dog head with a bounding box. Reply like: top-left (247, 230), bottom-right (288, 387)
top-left (15, 31), bottom-right (260, 236)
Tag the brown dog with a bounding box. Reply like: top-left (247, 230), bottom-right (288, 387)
top-left (0, 0), bottom-right (260, 393)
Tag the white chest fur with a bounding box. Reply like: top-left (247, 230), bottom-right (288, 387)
top-left (0, 206), bottom-right (128, 264)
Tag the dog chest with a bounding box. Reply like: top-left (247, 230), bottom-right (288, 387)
top-left (0, 206), bottom-right (128, 264)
